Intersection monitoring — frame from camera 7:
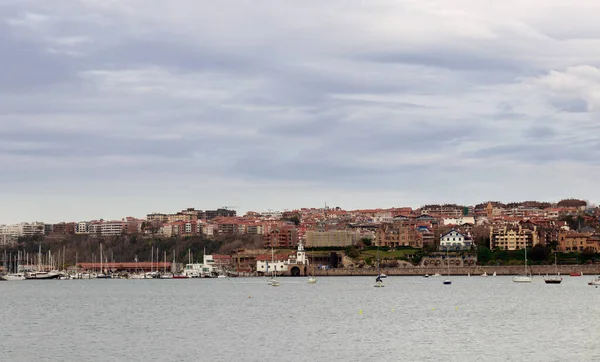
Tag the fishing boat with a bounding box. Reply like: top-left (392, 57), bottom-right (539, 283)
top-left (544, 253), bottom-right (562, 284)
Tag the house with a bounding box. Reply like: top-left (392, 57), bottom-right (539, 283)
top-left (256, 243), bottom-right (309, 276)
top-left (439, 230), bottom-right (472, 251)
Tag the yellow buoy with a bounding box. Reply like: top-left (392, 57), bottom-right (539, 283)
top-left (358, 310), bottom-right (363, 315)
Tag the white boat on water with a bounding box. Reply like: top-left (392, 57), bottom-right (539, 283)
top-left (480, 272), bottom-right (488, 277)
top-left (25, 271), bottom-right (61, 280)
top-left (513, 246), bottom-right (532, 283)
top-left (307, 276), bottom-right (317, 284)
top-left (1, 273), bottom-right (26, 281)
top-left (432, 273), bottom-right (442, 277)
top-left (588, 277), bottom-right (600, 286)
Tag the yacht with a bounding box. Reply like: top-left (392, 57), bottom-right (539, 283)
top-left (1, 273), bottom-right (26, 281)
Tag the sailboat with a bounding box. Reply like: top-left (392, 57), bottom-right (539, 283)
top-left (513, 245), bottom-right (532, 283)
top-left (374, 245), bottom-right (384, 287)
top-left (2, 251), bottom-right (25, 281)
top-left (307, 248), bottom-right (317, 284)
top-left (96, 244), bottom-right (111, 278)
top-left (443, 249), bottom-right (452, 285)
top-left (268, 246), bottom-right (280, 286)
top-left (544, 253), bottom-right (562, 284)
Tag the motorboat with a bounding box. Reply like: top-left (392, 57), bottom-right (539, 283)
top-left (1, 273), bottom-right (26, 281)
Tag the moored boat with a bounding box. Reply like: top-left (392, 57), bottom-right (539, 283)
top-left (25, 271), bottom-right (61, 280)
top-left (1, 273), bottom-right (26, 281)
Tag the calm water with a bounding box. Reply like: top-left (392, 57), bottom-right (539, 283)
top-left (1, 276), bottom-right (600, 361)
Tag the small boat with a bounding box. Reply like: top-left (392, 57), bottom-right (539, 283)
top-left (492, 271), bottom-right (497, 277)
top-left (307, 276), bottom-right (317, 284)
top-left (378, 273), bottom-right (387, 278)
top-left (570, 272), bottom-right (582, 277)
top-left (432, 273), bottom-right (441, 277)
top-left (270, 279), bottom-right (280, 287)
top-left (513, 246), bottom-right (532, 283)
top-left (423, 274), bottom-right (429, 278)
top-left (374, 280), bottom-right (385, 288)
top-left (25, 271), bottom-right (61, 280)
top-left (480, 272), bottom-right (488, 277)
top-left (544, 254), bottom-right (562, 284)
top-left (443, 250), bottom-right (452, 285)
top-left (172, 274), bottom-right (189, 279)
top-left (588, 277), bottom-right (600, 286)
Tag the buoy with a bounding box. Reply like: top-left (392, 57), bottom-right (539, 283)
top-left (248, 295), bottom-right (252, 299)
top-left (359, 310), bottom-right (363, 315)
top-left (432, 308), bottom-right (435, 310)
top-left (391, 308), bottom-right (395, 312)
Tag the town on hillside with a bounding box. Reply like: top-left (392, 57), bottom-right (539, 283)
top-left (1, 199), bottom-right (600, 277)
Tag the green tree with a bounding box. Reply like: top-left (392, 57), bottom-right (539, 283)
top-left (360, 237), bottom-right (372, 247)
top-left (477, 246), bottom-right (493, 265)
top-left (529, 244), bottom-right (548, 263)
top-left (344, 245), bottom-right (360, 259)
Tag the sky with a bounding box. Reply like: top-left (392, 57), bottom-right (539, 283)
top-left (1, 1), bottom-right (600, 223)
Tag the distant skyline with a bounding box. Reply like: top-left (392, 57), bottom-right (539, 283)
top-left (1, 1), bottom-right (600, 224)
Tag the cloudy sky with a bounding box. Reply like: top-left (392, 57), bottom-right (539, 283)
top-left (1, 1), bottom-right (600, 223)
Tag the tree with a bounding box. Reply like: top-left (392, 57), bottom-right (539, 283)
top-left (344, 246), bottom-right (360, 259)
top-left (529, 244), bottom-right (548, 263)
top-left (360, 237), bottom-right (372, 247)
top-left (477, 246), bottom-right (493, 265)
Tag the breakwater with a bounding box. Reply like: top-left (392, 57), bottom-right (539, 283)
top-left (313, 265), bottom-right (600, 276)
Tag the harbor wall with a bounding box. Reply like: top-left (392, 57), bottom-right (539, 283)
top-left (313, 265), bottom-right (600, 276)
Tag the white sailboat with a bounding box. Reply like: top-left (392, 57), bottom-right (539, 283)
top-left (2, 251), bottom-right (25, 281)
top-left (268, 246), bottom-right (280, 286)
top-left (307, 247), bottom-right (317, 284)
top-left (443, 250), bottom-right (452, 285)
top-left (513, 245), bottom-right (532, 283)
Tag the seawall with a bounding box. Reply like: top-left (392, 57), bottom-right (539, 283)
top-left (313, 265), bottom-right (600, 276)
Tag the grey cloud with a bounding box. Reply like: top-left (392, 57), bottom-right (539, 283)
top-left (523, 126), bottom-right (556, 139)
top-left (548, 97), bottom-right (588, 113)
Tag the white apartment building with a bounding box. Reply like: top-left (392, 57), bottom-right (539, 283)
top-left (76, 222), bottom-right (89, 234)
top-left (101, 221), bottom-right (124, 236)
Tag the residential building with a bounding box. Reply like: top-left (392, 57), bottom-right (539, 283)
top-left (76, 222), bottom-right (89, 234)
top-left (557, 231), bottom-right (597, 252)
top-left (101, 221), bottom-right (124, 236)
top-left (439, 229), bottom-right (472, 251)
top-left (305, 230), bottom-right (360, 248)
top-left (490, 225), bottom-right (539, 250)
top-left (264, 226), bottom-right (299, 248)
top-left (377, 220), bottom-right (422, 248)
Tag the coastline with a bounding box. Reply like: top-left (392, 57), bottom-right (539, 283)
top-left (309, 265), bottom-right (600, 276)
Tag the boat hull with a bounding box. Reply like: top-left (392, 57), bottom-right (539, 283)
top-left (544, 279), bottom-right (562, 284)
top-left (512, 276), bottom-right (532, 283)
top-left (25, 272), bottom-right (61, 280)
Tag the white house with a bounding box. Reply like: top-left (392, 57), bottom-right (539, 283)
top-left (256, 243), bottom-right (309, 275)
top-left (439, 230), bottom-right (472, 251)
